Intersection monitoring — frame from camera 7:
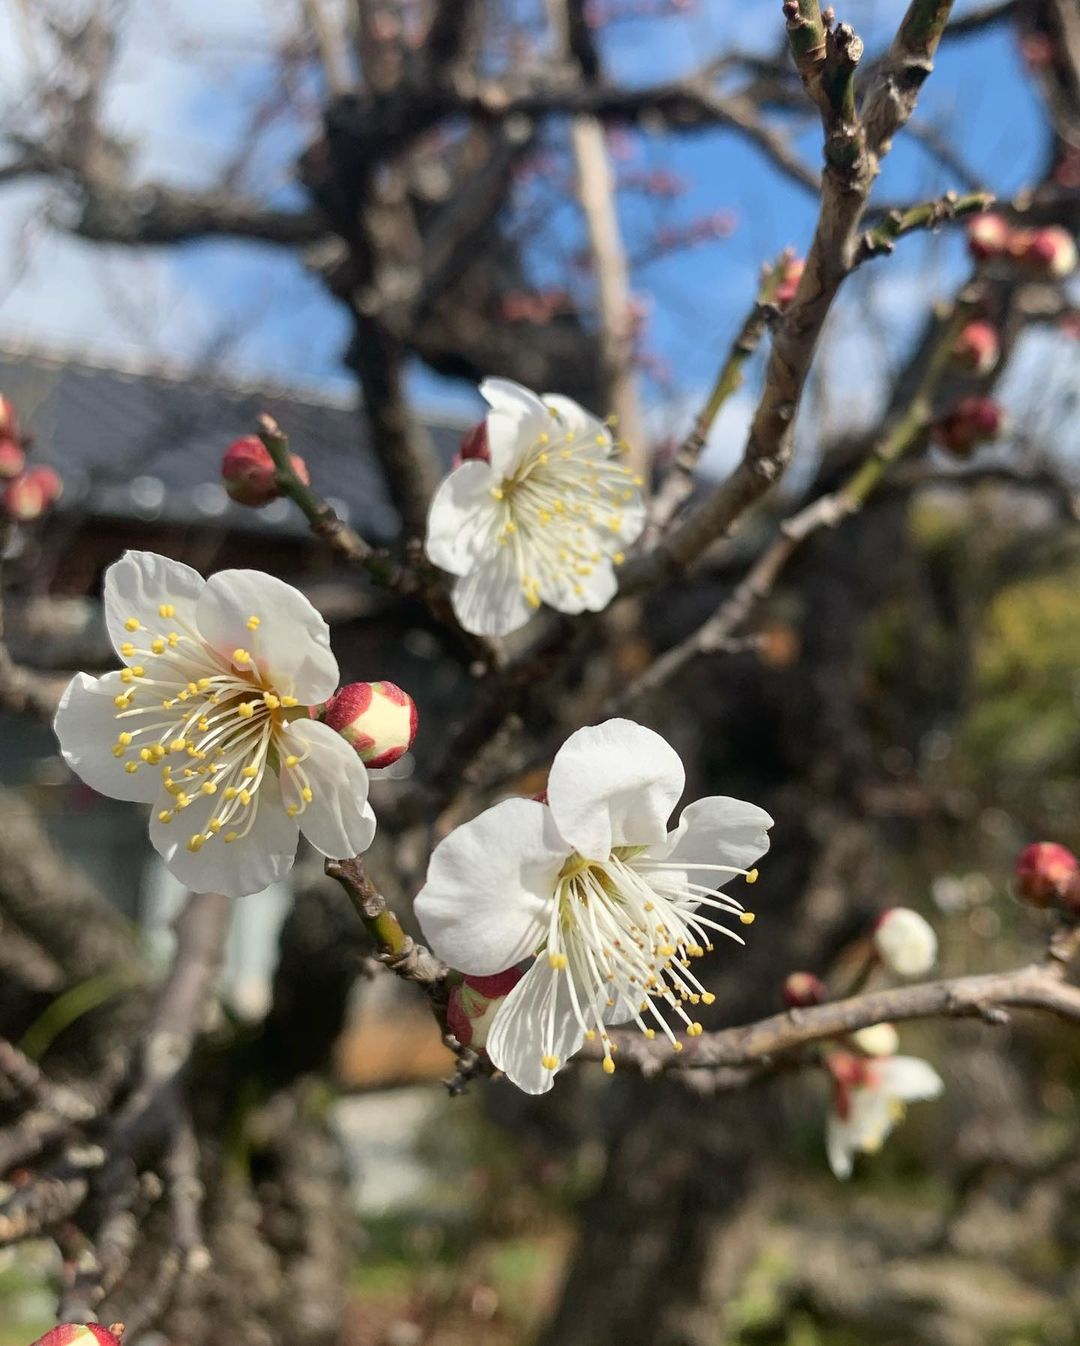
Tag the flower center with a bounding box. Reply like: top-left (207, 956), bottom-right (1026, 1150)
top-left (488, 417), bottom-right (642, 609)
top-left (107, 605), bottom-right (315, 854)
top-left (539, 847), bottom-right (758, 1074)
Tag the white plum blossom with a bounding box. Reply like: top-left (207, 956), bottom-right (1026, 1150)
top-left (425, 379), bottom-right (646, 636)
top-left (873, 907), bottom-right (938, 977)
top-left (54, 551), bottom-right (376, 899)
top-left (826, 1052), bottom-right (944, 1180)
top-left (414, 718), bottom-right (772, 1093)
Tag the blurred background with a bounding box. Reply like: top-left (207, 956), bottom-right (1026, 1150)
top-left (0, 1), bottom-right (1079, 1344)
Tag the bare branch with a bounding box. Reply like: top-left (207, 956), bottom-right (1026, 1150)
top-left (620, 0), bottom-right (957, 594)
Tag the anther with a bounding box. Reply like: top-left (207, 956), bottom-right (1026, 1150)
top-left (246, 615), bottom-right (261, 630)
top-left (746, 868), bottom-right (759, 884)
top-left (124, 617), bottom-right (140, 631)
top-left (739, 912), bottom-right (756, 926)
top-left (541, 1054), bottom-right (559, 1070)
top-left (232, 649), bottom-right (251, 665)
top-left (158, 604), bottom-right (175, 618)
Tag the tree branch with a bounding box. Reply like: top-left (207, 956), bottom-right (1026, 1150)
top-left (620, 0), bottom-right (957, 594)
top-left (580, 925), bottom-right (1080, 1077)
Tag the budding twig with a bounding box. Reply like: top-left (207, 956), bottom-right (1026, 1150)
top-left (256, 415), bottom-right (408, 590)
top-left (645, 256), bottom-right (790, 543)
top-left (324, 855), bottom-right (448, 993)
top-left (614, 278), bottom-right (982, 708)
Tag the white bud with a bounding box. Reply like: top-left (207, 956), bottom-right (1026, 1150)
top-left (873, 908), bottom-right (937, 978)
top-left (851, 1022), bottom-right (899, 1057)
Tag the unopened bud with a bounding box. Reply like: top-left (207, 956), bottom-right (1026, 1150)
top-left (446, 968), bottom-right (525, 1050)
top-left (29, 1328), bottom-right (124, 1346)
top-left (1010, 225), bottom-right (1078, 278)
top-left (25, 465), bottom-right (62, 503)
top-left (873, 907), bottom-right (937, 978)
top-left (455, 420), bottom-right (490, 467)
top-left (851, 1022), bottom-right (899, 1057)
top-left (783, 971), bottom-right (828, 1008)
top-left (774, 254), bottom-right (804, 309)
top-left (951, 320), bottom-right (999, 375)
top-left (0, 437), bottom-right (25, 479)
top-left (967, 213), bottom-right (1010, 261)
top-left (1013, 841), bottom-right (1079, 909)
top-left (222, 436), bottom-right (309, 507)
top-left (4, 473), bottom-right (50, 521)
top-left (1020, 32), bottom-right (1056, 71)
top-left (932, 395), bottom-right (1004, 457)
top-left (0, 394), bottom-right (18, 440)
top-left (318, 680), bottom-right (417, 768)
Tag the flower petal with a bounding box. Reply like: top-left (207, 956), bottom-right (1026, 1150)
top-left (536, 556), bottom-right (617, 616)
top-left (481, 378), bottom-right (552, 478)
top-left (150, 771), bottom-right (299, 898)
top-left (541, 392), bottom-right (607, 442)
top-left (196, 569), bottom-right (339, 704)
top-left (425, 461), bottom-right (498, 576)
top-left (609, 489), bottom-right (646, 547)
top-left (103, 550), bottom-right (205, 663)
top-left (846, 1083), bottom-right (897, 1153)
top-left (659, 796), bottom-right (774, 875)
top-left (879, 1056), bottom-right (944, 1103)
top-left (280, 717), bottom-right (376, 858)
top-left (825, 1115), bottom-right (855, 1179)
top-left (54, 672), bottom-right (162, 803)
top-left (547, 719), bottom-right (685, 861)
top-left (414, 798), bottom-right (566, 975)
top-left (486, 958), bottom-right (587, 1094)
top-left (450, 551), bottom-right (534, 637)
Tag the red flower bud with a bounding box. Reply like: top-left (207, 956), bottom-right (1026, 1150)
top-left (221, 436), bottom-right (309, 507)
top-left (0, 437), bottom-right (25, 479)
top-left (25, 465), bottom-right (63, 503)
top-left (932, 395), bottom-right (1004, 457)
top-left (29, 1327), bottom-right (124, 1346)
top-left (0, 394), bottom-right (18, 440)
top-left (456, 420), bottom-right (490, 467)
top-left (1020, 33), bottom-right (1056, 71)
top-left (1014, 842), bottom-right (1079, 909)
top-left (319, 680), bottom-right (418, 768)
top-left (774, 254), bottom-right (805, 309)
top-left (951, 320), bottom-right (999, 375)
top-left (1009, 225), bottom-right (1078, 278)
top-left (4, 473), bottom-right (49, 521)
top-left (783, 971), bottom-right (828, 1008)
top-left (966, 213), bottom-right (1010, 261)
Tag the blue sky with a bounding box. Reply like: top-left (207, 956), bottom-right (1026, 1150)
top-left (0, 0), bottom-right (1067, 468)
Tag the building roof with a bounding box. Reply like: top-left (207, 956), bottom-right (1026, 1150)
top-left (0, 343), bottom-right (467, 542)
